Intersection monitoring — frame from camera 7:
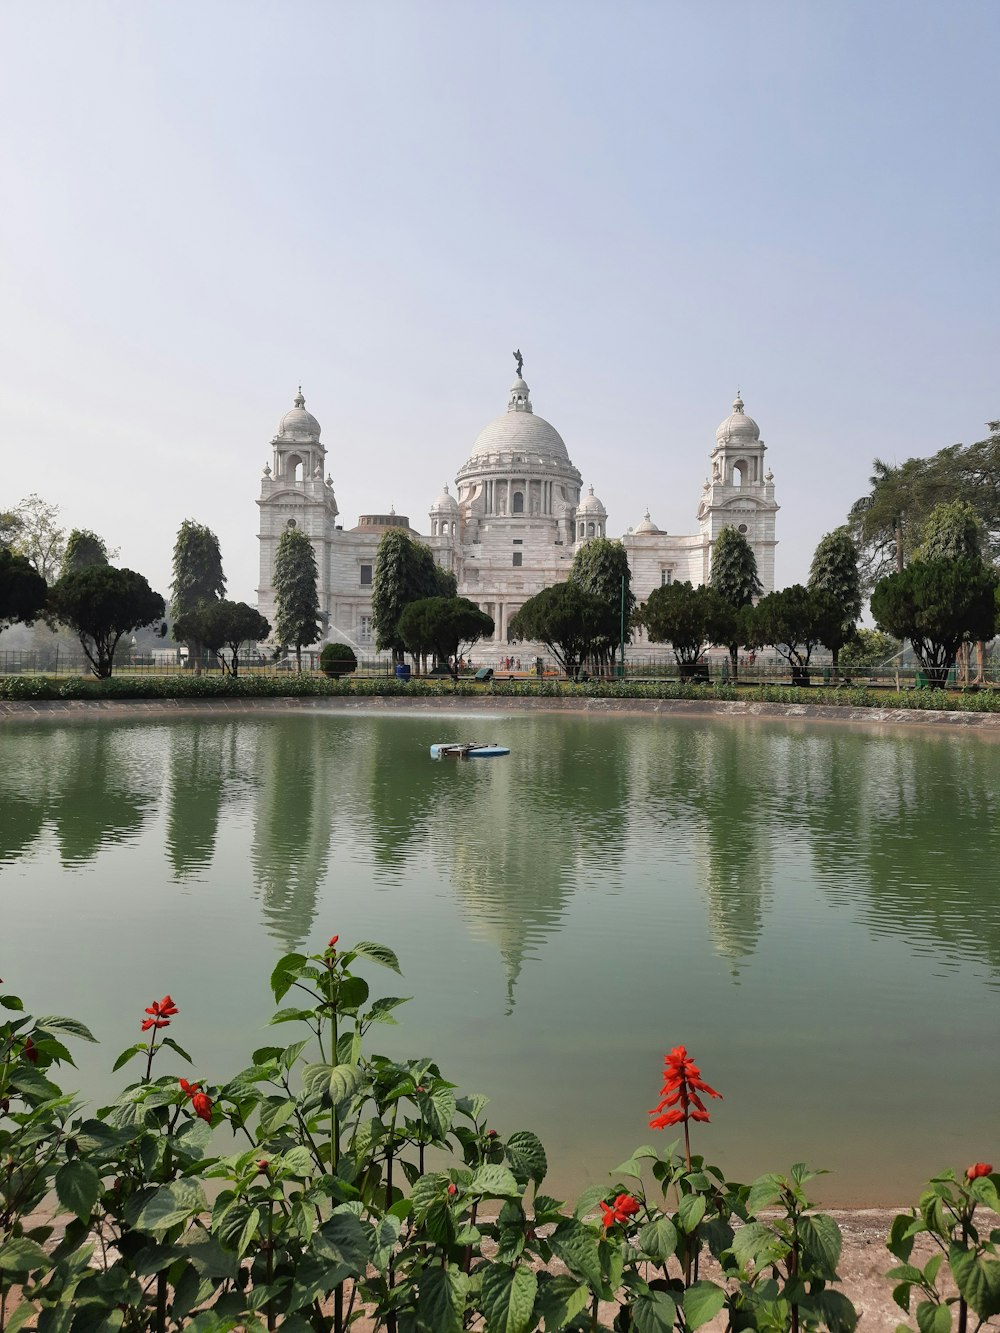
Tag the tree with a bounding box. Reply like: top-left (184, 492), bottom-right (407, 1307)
top-left (273, 528), bottom-right (322, 670)
top-left (870, 557), bottom-right (998, 688)
top-left (173, 600), bottom-right (270, 677)
top-left (0, 546), bottom-right (48, 629)
top-left (508, 582), bottom-right (616, 678)
top-left (7, 493), bottom-right (66, 580)
top-left (838, 628), bottom-right (901, 674)
top-left (51, 565), bottom-right (165, 678)
top-left (750, 585), bottom-right (845, 685)
top-left (398, 597), bottom-right (494, 677)
top-left (848, 420), bottom-right (1000, 588)
top-left (807, 527), bottom-right (862, 673)
top-left (371, 530), bottom-right (448, 661)
top-left (569, 538), bottom-right (635, 668)
top-left (916, 499), bottom-right (985, 562)
top-left (710, 526), bottom-right (763, 678)
top-left (60, 529), bottom-right (113, 578)
top-left (0, 511), bottom-right (22, 548)
top-left (642, 581), bottom-right (735, 679)
top-left (170, 520), bottom-right (226, 619)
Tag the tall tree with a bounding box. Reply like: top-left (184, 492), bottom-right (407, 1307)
top-left (273, 528), bottom-right (322, 670)
top-left (173, 600), bottom-right (271, 677)
top-left (870, 557), bottom-right (998, 688)
top-left (569, 537), bottom-right (635, 667)
top-left (61, 529), bottom-right (113, 578)
top-left (710, 526), bottom-right (762, 678)
top-left (807, 527), bottom-right (862, 673)
top-left (8, 493), bottom-right (65, 580)
top-left (398, 596), bottom-right (493, 677)
top-left (508, 582), bottom-right (616, 678)
top-left (642, 581), bottom-right (735, 680)
top-left (371, 529), bottom-right (446, 661)
top-left (51, 565), bottom-right (165, 678)
top-left (170, 520), bottom-right (226, 619)
top-left (0, 546), bottom-right (48, 629)
top-left (916, 498), bottom-right (985, 562)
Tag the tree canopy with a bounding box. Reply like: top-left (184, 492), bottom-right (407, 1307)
top-left (170, 520), bottom-right (226, 619)
top-left (870, 557), bottom-right (998, 687)
top-left (508, 582), bottom-right (616, 677)
top-left (398, 596), bottom-right (494, 676)
top-left (5, 493), bottom-right (65, 581)
top-left (915, 499), bottom-right (985, 563)
top-left (749, 584), bottom-right (845, 680)
top-left (569, 538), bottom-right (635, 666)
top-left (0, 545), bottom-right (48, 629)
top-left (642, 581), bottom-right (735, 674)
top-left (173, 600), bottom-right (271, 676)
top-left (371, 529), bottom-right (452, 659)
top-left (61, 529), bottom-right (113, 579)
top-left (807, 527), bottom-right (861, 670)
top-left (710, 526), bottom-right (762, 676)
top-left (273, 528), bottom-right (322, 669)
top-left (51, 565), bottom-right (165, 678)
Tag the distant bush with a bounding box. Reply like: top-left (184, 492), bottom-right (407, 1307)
top-left (320, 642), bottom-right (358, 677)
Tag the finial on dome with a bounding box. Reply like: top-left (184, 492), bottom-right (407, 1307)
top-left (733, 391), bottom-right (744, 413)
top-left (588, 484), bottom-right (594, 495)
top-left (644, 509), bottom-right (651, 521)
top-left (294, 385), bottom-right (305, 408)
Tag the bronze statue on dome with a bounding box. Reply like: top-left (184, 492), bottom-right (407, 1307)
top-left (513, 348), bottom-right (524, 377)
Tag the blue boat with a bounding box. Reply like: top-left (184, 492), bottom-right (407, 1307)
top-left (430, 742), bottom-right (510, 760)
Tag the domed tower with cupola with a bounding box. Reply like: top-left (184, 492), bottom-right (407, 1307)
top-left (697, 393), bottom-right (779, 593)
top-left (257, 388), bottom-right (341, 640)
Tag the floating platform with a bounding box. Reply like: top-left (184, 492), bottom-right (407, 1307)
top-left (430, 742), bottom-right (510, 760)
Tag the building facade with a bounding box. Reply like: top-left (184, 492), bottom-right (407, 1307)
top-left (257, 366), bottom-right (779, 653)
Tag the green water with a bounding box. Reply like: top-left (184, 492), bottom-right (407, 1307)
top-left (2, 708), bottom-right (998, 1205)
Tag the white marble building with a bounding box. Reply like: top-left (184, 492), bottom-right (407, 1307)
top-left (256, 366), bottom-right (778, 653)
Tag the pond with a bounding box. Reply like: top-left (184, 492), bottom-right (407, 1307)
top-left (2, 706), bottom-right (998, 1205)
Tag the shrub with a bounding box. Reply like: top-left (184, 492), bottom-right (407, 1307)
top-left (320, 642), bottom-right (358, 677)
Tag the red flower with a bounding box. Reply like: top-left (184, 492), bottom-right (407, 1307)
top-left (257, 1160), bottom-right (269, 1174)
top-left (600, 1193), bottom-right (640, 1228)
top-left (966, 1162), bottom-right (993, 1180)
top-left (328, 935), bottom-right (339, 949)
top-left (23, 1036), bottom-right (38, 1065)
top-left (487, 1129), bottom-right (498, 1139)
top-left (142, 996), bottom-right (177, 1030)
top-left (141, 1018), bottom-right (169, 1031)
top-left (649, 1045), bottom-right (722, 1130)
top-left (191, 1092), bottom-right (213, 1122)
top-left (179, 1078), bottom-right (201, 1096)
top-left (447, 1183), bottom-right (457, 1196)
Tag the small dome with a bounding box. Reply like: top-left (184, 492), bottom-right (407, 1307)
top-left (715, 393), bottom-right (760, 445)
top-left (277, 387), bottom-right (321, 441)
top-left (431, 482), bottom-right (459, 512)
top-left (576, 484), bottom-right (606, 516)
top-left (634, 510), bottom-right (661, 534)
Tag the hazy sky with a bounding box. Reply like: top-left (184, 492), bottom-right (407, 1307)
top-left (1, 1), bottom-right (997, 604)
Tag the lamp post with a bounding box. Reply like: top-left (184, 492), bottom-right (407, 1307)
top-left (619, 574), bottom-right (626, 678)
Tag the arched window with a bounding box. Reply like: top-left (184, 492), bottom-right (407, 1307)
top-left (732, 462), bottom-right (746, 487)
top-left (287, 453), bottom-right (304, 482)
top-left (512, 491), bottom-right (524, 514)
top-left (441, 521), bottom-right (449, 535)
top-left (578, 522), bottom-right (585, 539)
top-left (587, 522), bottom-right (595, 537)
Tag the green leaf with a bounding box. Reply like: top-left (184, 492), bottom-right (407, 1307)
top-left (915, 1299), bottom-right (951, 1333)
top-left (470, 1162), bottom-right (522, 1198)
top-left (481, 1262), bottom-right (538, 1333)
top-left (4, 1303), bottom-right (37, 1333)
top-left (112, 1041), bottom-right (147, 1072)
top-left (161, 1035), bottom-right (193, 1063)
top-left (506, 1130), bottom-right (548, 1186)
top-left (682, 1280), bottom-right (727, 1330)
top-left (268, 1005), bottom-right (315, 1026)
top-left (270, 952), bottom-right (308, 1003)
top-left (677, 1191), bottom-right (707, 1233)
top-left (798, 1212), bottom-right (842, 1279)
top-left (949, 1243), bottom-right (1000, 1319)
top-left (534, 1274), bottom-right (590, 1331)
top-left (419, 1083), bottom-right (458, 1140)
top-left (352, 939), bottom-right (402, 974)
top-left (747, 1173), bottom-right (784, 1215)
top-left (279, 1145), bottom-right (315, 1176)
top-left (573, 1183), bottom-right (606, 1220)
top-left (549, 1217), bottom-right (603, 1288)
top-left (55, 1158), bottom-right (101, 1221)
top-left (638, 1215), bottom-right (678, 1262)
top-left (127, 1178), bottom-right (207, 1233)
top-left (365, 995), bottom-right (411, 1023)
top-left (34, 1014), bottom-right (97, 1043)
top-left (418, 1265), bottom-right (470, 1333)
top-left (817, 1288), bottom-right (859, 1333)
top-left (311, 1211), bottom-right (369, 1281)
top-left (0, 1235), bottom-right (51, 1273)
top-left (300, 1061), bottom-right (361, 1107)
top-left (632, 1288), bottom-right (677, 1333)
top-left (337, 975), bottom-right (370, 1011)
top-left (0, 994), bottom-right (25, 1011)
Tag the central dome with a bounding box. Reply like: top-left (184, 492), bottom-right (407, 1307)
top-left (465, 375), bottom-right (570, 465)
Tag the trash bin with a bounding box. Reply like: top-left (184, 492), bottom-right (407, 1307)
top-left (395, 663), bottom-right (411, 681)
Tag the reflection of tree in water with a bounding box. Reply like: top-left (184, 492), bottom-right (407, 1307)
top-left (251, 719), bottom-right (335, 950)
top-left (435, 721), bottom-right (631, 1012)
top-left (366, 733), bottom-right (440, 869)
top-left (0, 724), bottom-right (176, 869)
top-left (166, 725), bottom-right (229, 878)
top-left (622, 721), bottom-right (772, 974)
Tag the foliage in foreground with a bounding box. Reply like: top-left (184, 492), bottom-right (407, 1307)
top-left (5, 938), bottom-right (992, 1333)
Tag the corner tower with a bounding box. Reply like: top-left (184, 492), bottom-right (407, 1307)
top-left (697, 393), bottom-right (779, 593)
top-left (257, 389), bottom-right (340, 638)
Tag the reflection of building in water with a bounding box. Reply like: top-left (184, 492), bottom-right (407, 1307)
top-left (166, 721), bottom-right (260, 880)
top-left (0, 725), bottom-right (161, 866)
top-left (621, 722), bottom-right (773, 976)
top-left (436, 731), bottom-right (631, 1012)
top-left (251, 720), bottom-right (338, 949)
